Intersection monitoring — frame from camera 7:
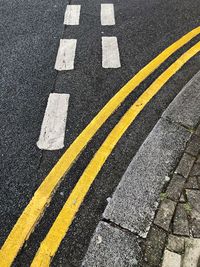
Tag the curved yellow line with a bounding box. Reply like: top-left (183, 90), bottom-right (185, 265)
top-left (31, 41), bottom-right (200, 267)
top-left (1, 27), bottom-right (200, 267)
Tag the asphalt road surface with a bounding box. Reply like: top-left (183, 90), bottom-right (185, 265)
top-left (1, 0), bottom-right (200, 266)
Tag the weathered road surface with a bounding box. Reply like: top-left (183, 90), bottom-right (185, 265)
top-left (1, 0), bottom-right (200, 266)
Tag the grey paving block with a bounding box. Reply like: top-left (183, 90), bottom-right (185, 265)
top-left (103, 119), bottom-right (190, 237)
top-left (182, 238), bottom-right (200, 266)
top-left (190, 163), bottom-right (200, 176)
top-left (191, 218), bottom-right (200, 238)
top-left (186, 189), bottom-right (200, 237)
top-left (197, 177), bottom-right (200, 188)
top-left (180, 193), bottom-right (186, 203)
top-left (154, 198), bottom-right (176, 231)
top-left (166, 174), bottom-right (186, 201)
top-left (82, 222), bottom-right (142, 267)
top-left (144, 225), bottom-right (167, 267)
top-left (185, 176), bottom-right (199, 189)
top-left (196, 124), bottom-right (200, 136)
top-left (162, 250), bottom-right (181, 267)
top-left (173, 204), bottom-right (190, 236)
top-left (175, 153), bottom-right (195, 178)
top-left (167, 234), bottom-right (185, 254)
top-left (186, 134), bottom-right (200, 156)
top-left (162, 70), bottom-right (200, 129)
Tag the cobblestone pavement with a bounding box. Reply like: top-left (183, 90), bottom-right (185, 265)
top-left (144, 124), bottom-right (200, 267)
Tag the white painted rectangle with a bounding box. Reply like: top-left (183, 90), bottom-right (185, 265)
top-left (64, 5), bottom-right (81, 25)
top-left (55, 39), bottom-right (77, 71)
top-left (37, 93), bottom-right (70, 150)
top-left (101, 4), bottom-right (115, 25)
top-left (102, 37), bottom-right (121, 68)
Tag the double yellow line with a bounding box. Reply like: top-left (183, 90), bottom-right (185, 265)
top-left (1, 26), bottom-right (200, 267)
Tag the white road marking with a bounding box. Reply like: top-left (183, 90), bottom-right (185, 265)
top-left (37, 93), bottom-right (70, 150)
top-left (102, 37), bottom-right (121, 68)
top-left (64, 5), bottom-right (81, 25)
top-left (55, 39), bottom-right (77, 71)
top-left (101, 4), bottom-right (115, 25)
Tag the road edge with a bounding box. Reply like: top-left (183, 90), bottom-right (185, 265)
top-left (82, 70), bottom-right (200, 266)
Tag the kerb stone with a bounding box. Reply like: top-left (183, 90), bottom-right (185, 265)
top-left (103, 119), bottom-right (190, 237)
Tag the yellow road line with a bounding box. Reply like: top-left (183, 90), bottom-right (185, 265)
top-left (1, 27), bottom-right (200, 267)
top-left (31, 41), bottom-right (200, 267)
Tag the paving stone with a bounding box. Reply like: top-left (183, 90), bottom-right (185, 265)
top-left (196, 124), bottom-right (200, 136)
top-left (190, 163), bottom-right (200, 176)
top-left (185, 176), bottom-right (199, 189)
top-left (198, 256), bottom-right (200, 267)
top-left (103, 119), bottom-right (190, 237)
top-left (167, 234), bottom-right (185, 254)
top-left (144, 225), bottom-right (167, 267)
top-left (180, 193), bottom-right (186, 203)
top-left (186, 134), bottom-right (200, 156)
top-left (166, 174), bottom-right (186, 201)
top-left (182, 238), bottom-right (200, 267)
top-left (191, 217), bottom-right (200, 238)
top-left (197, 176), bottom-right (200, 187)
top-left (175, 153), bottom-right (195, 178)
top-left (162, 249), bottom-right (181, 267)
top-left (154, 198), bottom-right (176, 231)
top-left (142, 263), bottom-right (150, 267)
top-left (82, 222), bottom-right (142, 267)
top-left (186, 189), bottom-right (200, 213)
top-left (186, 190), bottom-right (200, 237)
top-left (162, 70), bottom-right (200, 129)
top-left (173, 204), bottom-right (190, 236)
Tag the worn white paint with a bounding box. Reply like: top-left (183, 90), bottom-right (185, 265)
top-left (64, 5), bottom-right (81, 25)
top-left (101, 4), bottom-right (115, 25)
top-left (102, 37), bottom-right (121, 68)
top-left (55, 39), bottom-right (77, 70)
top-left (37, 93), bottom-right (70, 150)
